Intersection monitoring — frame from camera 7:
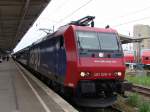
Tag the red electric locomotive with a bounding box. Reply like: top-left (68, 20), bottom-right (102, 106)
top-left (14, 16), bottom-right (129, 107)
top-left (63, 16), bottom-right (127, 107)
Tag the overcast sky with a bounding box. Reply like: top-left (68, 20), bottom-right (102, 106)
top-left (14, 0), bottom-right (150, 52)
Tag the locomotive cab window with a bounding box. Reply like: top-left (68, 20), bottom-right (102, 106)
top-left (76, 31), bottom-right (120, 51)
top-left (98, 33), bottom-right (119, 51)
top-left (76, 31), bottom-right (122, 58)
top-left (77, 31), bottom-right (100, 50)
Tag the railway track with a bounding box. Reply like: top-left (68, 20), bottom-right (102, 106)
top-left (132, 84), bottom-right (150, 97)
top-left (78, 106), bottom-right (123, 112)
top-left (109, 106), bottom-right (123, 112)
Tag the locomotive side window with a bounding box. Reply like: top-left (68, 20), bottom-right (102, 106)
top-left (60, 36), bottom-right (64, 48)
top-left (55, 36), bottom-right (64, 49)
top-left (145, 57), bottom-right (149, 60)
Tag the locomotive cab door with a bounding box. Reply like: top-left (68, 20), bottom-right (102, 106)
top-left (55, 36), bottom-right (66, 83)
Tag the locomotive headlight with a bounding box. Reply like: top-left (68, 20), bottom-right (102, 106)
top-left (80, 72), bottom-right (86, 77)
top-left (80, 72), bottom-right (91, 77)
top-left (118, 72), bottom-right (122, 76)
top-left (114, 72), bottom-right (122, 76)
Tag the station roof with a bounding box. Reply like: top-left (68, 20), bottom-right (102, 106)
top-left (119, 34), bottom-right (150, 44)
top-left (0, 0), bottom-right (50, 53)
top-left (119, 34), bottom-right (133, 44)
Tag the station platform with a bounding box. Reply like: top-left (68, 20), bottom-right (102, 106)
top-left (0, 59), bottom-right (78, 112)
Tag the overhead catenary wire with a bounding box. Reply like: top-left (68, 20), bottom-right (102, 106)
top-left (37, 1), bottom-right (150, 33)
top-left (103, 5), bottom-right (150, 21)
top-left (36, 0), bottom-right (94, 31)
top-left (56, 0), bottom-right (94, 24)
top-left (54, 1), bottom-right (150, 29)
top-left (54, 0), bottom-right (71, 12)
top-left (34, 0), bottom-right (71, 26)
top-left (122, 5), bottom-right (150, 17)
top-left (113, 15), bottom-right (150, 27)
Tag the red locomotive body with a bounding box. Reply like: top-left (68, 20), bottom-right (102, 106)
top-left (14, 16), bottom-right (128, 107)
top-left (62, 24), bottom-right (126, 107)
top-left (64, 25), bottom-right (125, 86)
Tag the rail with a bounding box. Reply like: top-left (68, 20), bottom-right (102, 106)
top-left (132, 84), bottom-right (150, 97)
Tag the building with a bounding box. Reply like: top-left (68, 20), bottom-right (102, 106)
top-left (133, 24), bottom-right (150, 50)
top-left (133, 25), bottom-right (150, 63)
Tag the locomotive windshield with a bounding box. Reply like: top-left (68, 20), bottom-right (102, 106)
top-left (77, 31), bottom-right (120, 51)
top-left (77, 31), bottom-right (100, 50)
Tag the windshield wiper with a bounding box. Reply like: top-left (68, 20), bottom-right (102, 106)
top-left (77, 39), bottom-right (84, 50)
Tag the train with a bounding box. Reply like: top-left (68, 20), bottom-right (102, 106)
top-left (13, 16), bottom-right (129, 107)
top-left (124, 51), bottom-right (135, 64)
top-left (124, 49), bottom-right (150, 69)
top-left (141, 49), bottom-right (150, 69)
top-left (123, 51), bottom-right (136, 69)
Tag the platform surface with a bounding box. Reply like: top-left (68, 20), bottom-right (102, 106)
top-left (0, 59), bottom-right (78, 112)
